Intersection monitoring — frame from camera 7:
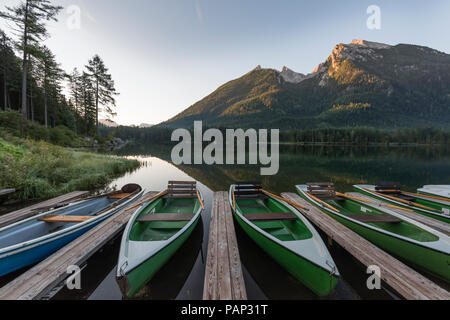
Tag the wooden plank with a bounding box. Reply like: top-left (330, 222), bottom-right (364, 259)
top-left (281, 193), bottom-right (450, 300)
top-left (38, 215), bottom-right (94, 223)
top-left (203, 192), bottom-right (219, 300)
top-left (0, 191), bottom-right (89, 228)
top-left (137, 213), bottom-right (194, 222)
top-left (203, 192), bottom-right (247, 300)
top-left (0, 191), bottom-right (157, 300)
top-left (347, 192), bottom-right (450, 236)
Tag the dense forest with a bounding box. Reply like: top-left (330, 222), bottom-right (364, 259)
top-left (99, 125), bottom-right (450, 146)
top-left (0, 0), bottom-right (117, 137)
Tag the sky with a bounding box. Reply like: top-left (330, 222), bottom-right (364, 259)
top-left (1, 0), bottom-right (449, 126)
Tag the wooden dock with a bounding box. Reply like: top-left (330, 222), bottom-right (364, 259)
top-left (347, 192), bottom-right (450, 236)
top-left (203, 191), bottom-right (247, 300)
top-left (0, 191), bottom-right (89, 228)
top-left (0, 191), bottom-right (156, 300)
top-left (281, 192), bottom-right (450, 300)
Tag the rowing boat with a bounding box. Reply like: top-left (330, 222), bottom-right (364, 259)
top-left (418, 185), bottom-right (450, 201)
top-left (354, 184), bottom-right (450, 224)
top-left (296, 183), bottom-right (450, 282)
top-left (0, 184), bottom-right (143, 276)
top-left (116, 181), bottom-right (204, 298)
top-left (229, 183), bottom-right (339, 296)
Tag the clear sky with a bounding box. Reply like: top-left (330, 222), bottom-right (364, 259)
top-left (1, 0), bottom-right (449, 125)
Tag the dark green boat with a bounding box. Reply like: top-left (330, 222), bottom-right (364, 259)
top-left (229, 183), bottom-right (340, 297)
top-left (297, 183), bottom-right (450, 282)
top-left (354, 184), bottom-right (450, 224)
top-left (116, 181), bottom-right (204, 298)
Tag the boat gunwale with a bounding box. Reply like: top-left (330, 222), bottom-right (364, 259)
top-left (0, 189), bottom-right (144, 258)
top-left (355, 185), bottom-right (450, 219)
top-left (117, 189), bottom-right (204, 277)
top-left (296, 185), bottom-right (450, 255)
top-left (229, 185), bottom-right (339, 276)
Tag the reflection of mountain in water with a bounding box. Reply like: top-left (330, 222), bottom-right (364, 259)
top-left (116, 143), bottom-right (450, 193)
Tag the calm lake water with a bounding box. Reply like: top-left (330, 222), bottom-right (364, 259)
top-left (3, 144), bottom-right (450, 299)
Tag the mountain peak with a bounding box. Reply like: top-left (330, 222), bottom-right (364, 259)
top-left (350, 39), bottom-right (392, 49)
top-left (280, 66), bottom-right (306, 83)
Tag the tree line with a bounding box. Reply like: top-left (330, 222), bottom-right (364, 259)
top-left (99, 125), bottom-right (450, 146)
top-left (0, 0), bottom-right (118, 136)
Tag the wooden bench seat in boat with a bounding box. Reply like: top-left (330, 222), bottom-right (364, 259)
top-left (244, 212), bottom-right (297, 221)
top-left (347, 214), bottom-right (402, 224)
top-left (39, 215), bottom-right (95, 223)
top-left (137, 213), bottom-right (195, 222)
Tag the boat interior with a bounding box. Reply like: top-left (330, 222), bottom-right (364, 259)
top-left (374, 182), bottom-right (448, 211)
top-left (306, 183), bottom-right (439, 242)
top-left (130, 181), bottom-right (200, 242)
top-left (233, 183), bottom-right (313, 242)
top-left (0, 184), bottom-right (142, 250)
top-left (0, 197), bottom-right (116, 249)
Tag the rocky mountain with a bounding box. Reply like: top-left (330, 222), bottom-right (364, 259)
top-left (162, 40), bottom-right (450, 129)
top-left (99, 119), bottom-right (119, 127)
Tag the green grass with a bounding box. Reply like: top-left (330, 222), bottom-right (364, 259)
top-left (0, 135), bottom-right (140, 201)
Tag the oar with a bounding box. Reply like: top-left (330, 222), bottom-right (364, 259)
top-left (402, 191), bottom-right (450, 203)
top-left (363, 188), bottom-right (440, 213)
top-left (306, 192), bottom-right (340, 212)
top-left (232, 189), bottom-right (236, 210)
top-left (125, 190), bottom-right (167, 212)
top-left (196, 188), bottom-right (205, 210)
top-left (260, 189), bottom-right (309, 211)
top-left (336, 192), bottom-right (414, 213)
top-left (336, 192), bottom-right (371, 203)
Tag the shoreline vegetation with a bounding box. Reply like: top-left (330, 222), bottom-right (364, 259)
top-left (0, 135), bottom-right (140, 202)
top-left (0, 111), bottom-right (140, 202)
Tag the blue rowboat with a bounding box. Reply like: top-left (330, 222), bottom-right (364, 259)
top-left (0, 184), bottom-right (144, 276)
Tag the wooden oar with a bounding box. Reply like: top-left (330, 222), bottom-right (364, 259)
top-left (306, 192), bottom-right (340, 212)
top-left (232, 189), bottom-right (236, 210)
top-left (336, 192), bottom-right (371, 203)
top-left (402, 191), bottom-right (450, 203)
top-left (362, 188), bottom-right (440, 212)
top-left (126, 190), bottom-right (167, 212)
top-left (336, 192), bottom-right (414, 213)
top-left (260, 189), bottom-right (309, 211)
top-left (196, 188), bottom-right (205, 210)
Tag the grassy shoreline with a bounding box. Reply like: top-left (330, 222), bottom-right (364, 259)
top-left (0, 135), bottom-right (140, 202)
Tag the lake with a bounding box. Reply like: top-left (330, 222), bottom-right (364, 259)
top-left (13, 144), bottom-right (450, 299)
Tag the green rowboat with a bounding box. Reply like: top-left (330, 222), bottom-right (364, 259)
top-left (418, 185), bottom-right (450, 201)
top-left (296, 183), bottom-right (450, 282)
top-left (116, 181), bottom-right (204, 298)
top-left (229, 183), bottom-right (340, 297)
top-left (354, 184), bottom-right (450, 224)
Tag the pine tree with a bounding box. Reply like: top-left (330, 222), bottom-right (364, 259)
top-left (0, 30), bottom-right (14, 111)
top-left (35, 45), bottom-right (63, 127)
top-left (0, 0), bottom-right (62, 118)
top-left (85, 55), bottom-right (118, 132)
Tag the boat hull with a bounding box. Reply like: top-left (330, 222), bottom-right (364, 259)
top-left (0, 186), bottom-right (143, 276)
top-left (118, 214), bottom-right (200, 298)
top-left (232, 210), bottom-right (338, 296)
top-left (297, 188), bottom-right (450, 282)
top-left (0, 219), bottom-right (105, 276)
